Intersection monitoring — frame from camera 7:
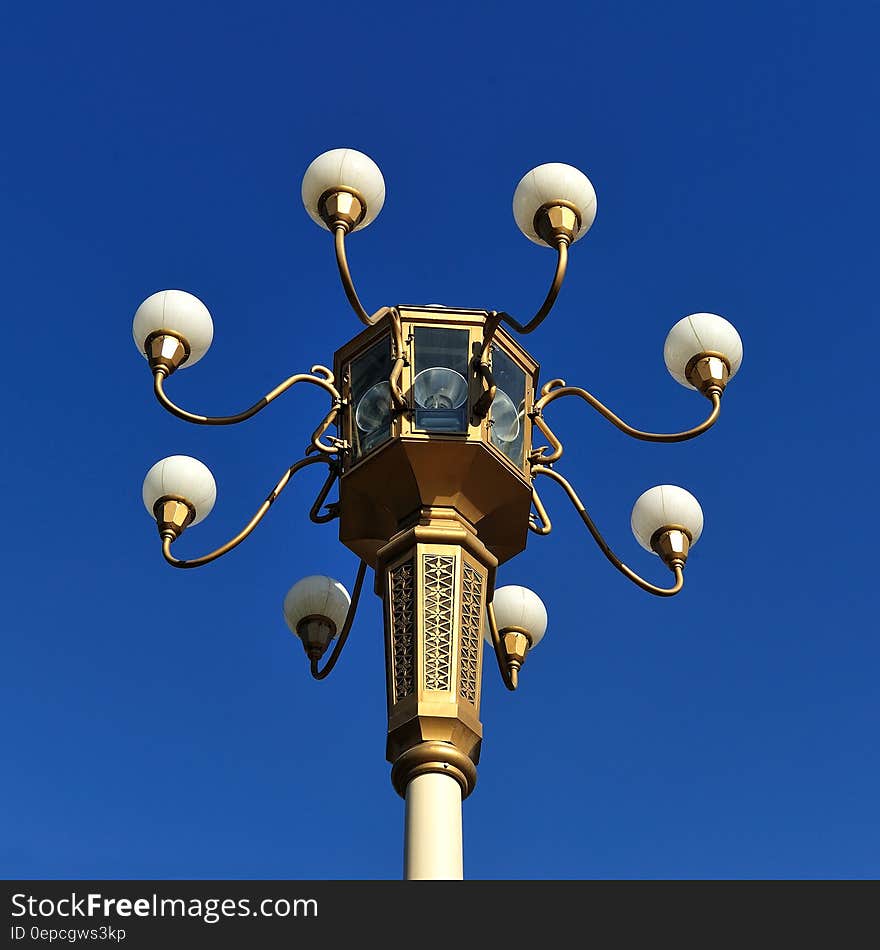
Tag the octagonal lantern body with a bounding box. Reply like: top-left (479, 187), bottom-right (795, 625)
top-left (333, 305), bottom-right (539, 567)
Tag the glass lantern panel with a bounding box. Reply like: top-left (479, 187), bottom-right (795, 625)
top-left (349, 336), bottom-right (393, 460)
top-left (412, 326), bottom-right (470, 434)
top-left (489, 346), bottom-right (527, 468)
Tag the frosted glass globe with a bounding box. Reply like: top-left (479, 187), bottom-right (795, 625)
top-left (663, 313), bottom-right (743, 389)
top-left (301, 148), bottom-right (386, 232)
top-left (484, 585), bottom-right (548, 649)
top-left (283, 575), bottom-right (351, 636)
top-left (513, 163), bottom-right (597, 245)
top-left (132, 290), bottom-right (214, 368)
top-left (142, 455), bottom-right (217, 525)
top-left (631, 485), bottom-right (704, 553)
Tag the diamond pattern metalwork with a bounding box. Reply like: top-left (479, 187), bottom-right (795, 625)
top-left (390, 561), bottom-right (415, 704)
top-left (422, 554), bottom-right (455, 692)
top-left (459, 563), bottom-right (483, 705)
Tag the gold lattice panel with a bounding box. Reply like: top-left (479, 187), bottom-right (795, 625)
top-left (390, 561), bottom-right (415, 704)
top-left (459, 562), bottom-right (483, 706)
top-left (380, 526), bottom-right (489, 773)
top-left (422, 554), bottom-right (455, 692)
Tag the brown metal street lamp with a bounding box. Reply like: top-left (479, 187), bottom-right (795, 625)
top-left (134, 149), bottom-right (743, 879)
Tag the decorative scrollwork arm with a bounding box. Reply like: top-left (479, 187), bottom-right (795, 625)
top-left (529, 411), bottom-right (565, 465)
top-left (486, 600), bottom-right (517, 691)
top-left (333, 224), bottom-right (384, 327)
top-left (532, 465), bottom-right (684, 597)
top-left (153, 364), bottom-right (341, 426)
top-left (310, 560), bottom-right (369, 680)
top-left (388, 308), bottom-right (407, 410)
top-left (528, 482), bottom-right (552, 535)
top-left (307, 401), bottom-right (347, 456)
top-left (472, 357), bottom-right (497, 420)
top-left (494, 237), bottom-right (569, 336)
top-left (532, 378), bottom-right (721, 444)
top-left (309, 463), bottom-right (341, 524)
top-left (161, 455), bottom-right (332, 569)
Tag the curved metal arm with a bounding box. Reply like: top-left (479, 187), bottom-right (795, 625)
top-left (153, 365), bottom-right (341, 426)
top-left (486, 601), bottom-right (517, 691)
top-left (388, 308), bottom-right (407, 410)
top-left (309, 463), bottom-right (340, 524)
top-left (528, 481), bottom-right (552, 535)
top-left (531, 379), bottom-right (721, 450)
top-left (307, 402), bottom-right (346, 456)
top-left (389, 354), bottom-right (407, 410)
top-left (472, 357), bottom-right (497, 420)
top-left (532, 465), bottom-right (684, 597)
top-left (161, 455), bottom-right (331, 569)
top-left (529, 412), bottom-right (565, 464)
top-left (327, 246), bottom-right (406, 404)
top-left (334, 224), bottom-right (382, 326)
top-left (494, 238), bottom-right (569, 336)
top-left (310, 560), bottom-right (368, 680)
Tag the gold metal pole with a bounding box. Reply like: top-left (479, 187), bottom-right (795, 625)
top-left (531, 465), bottom-right (685, 597)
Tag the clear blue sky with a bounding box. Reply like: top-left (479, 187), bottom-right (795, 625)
top-left (2, 1), bottom-right (877, 879)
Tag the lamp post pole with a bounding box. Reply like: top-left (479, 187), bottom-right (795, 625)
top-left (134, 148), bottom-right (743, 879)
top-left (405, 773), bottom-right (463, 880)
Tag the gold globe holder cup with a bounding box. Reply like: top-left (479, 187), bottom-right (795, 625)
top-left (685, 352), bottom-right (731, 397)
top-left (651, 526), bottom-right (692, 569)
top-left (144, 329), bottom-right (191, 376)
top-left (153, 496), bottom-right (195, 542)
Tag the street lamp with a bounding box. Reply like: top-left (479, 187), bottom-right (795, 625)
top-left (134, 147), bottom-right (743, 879)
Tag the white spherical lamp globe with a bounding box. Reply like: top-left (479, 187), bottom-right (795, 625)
top-left (132, 290), bottom-right (214, 368)
top-left (283, 575), bottom-right (351, 637)
top-left (631, 485), bottom-right (704, 553)
top-left (513, 162), bottom-right (597, 245)
top-left (484, 585), bottom-right (549, 649)
top-left (301, 148), bottom-right (386, 232)
top-left (142, 455), bottom-right (217, 525)
top-left (663, 313), bottom-right (743, 390)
